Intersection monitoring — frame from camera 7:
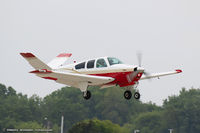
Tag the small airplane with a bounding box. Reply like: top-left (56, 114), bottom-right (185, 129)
top-left (20, 52), bottom-right (182, 100)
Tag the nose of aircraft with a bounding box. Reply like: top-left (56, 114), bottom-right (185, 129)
top-left (134, 66), bottom-right (145, 73)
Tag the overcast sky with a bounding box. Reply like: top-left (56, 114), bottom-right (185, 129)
top-left (0, 0), bottom-right (199, 105)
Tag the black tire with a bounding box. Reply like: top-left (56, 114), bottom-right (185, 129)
top-left (124, 90), bottom-right (132, 100)
top-left (134, 92), bottom-right (140, 99)
top-left (83, 90), bottom-right (91, 100)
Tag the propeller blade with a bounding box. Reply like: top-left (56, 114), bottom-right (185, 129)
top-left (143, 71), bottom-right (152, 81)
top-left (143, 71), bottom-right (150, 76)
top-left (127, 67), bottom-right (144, 83)
top-left (137, 52), bottom-right (142, 67)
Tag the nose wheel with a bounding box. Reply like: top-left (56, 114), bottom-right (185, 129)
top-left (134, 92), bottom-right (140, 99)
top-left (83, 90), bottom-right (91, 100)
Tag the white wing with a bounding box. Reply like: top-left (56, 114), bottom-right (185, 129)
top-left (33, 70), bottom-right (115, 91)
top-left (140, 69), bottom-right (182, 80)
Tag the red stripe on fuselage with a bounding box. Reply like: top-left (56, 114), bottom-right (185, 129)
top-left (42, 77), bottom-right (57, 81)
top-left (30, 69), bottom-right (52, 74)
top-left (89, 71), bottom-right (143, 87)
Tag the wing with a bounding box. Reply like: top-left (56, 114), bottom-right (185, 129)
top-left (140, 69), bottom-right (182, 80)
top-left (31, 70), bottom-right (115, 91)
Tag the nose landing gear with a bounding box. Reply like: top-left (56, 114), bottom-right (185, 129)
top-left (124, 82), bottom-right (141, 100)
top-left (133, 92), bottom-right (140, 99)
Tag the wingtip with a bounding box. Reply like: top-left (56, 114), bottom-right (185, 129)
top-left (20, 53), bottom-right (35, 58)
top-left (176, 69), bottom-right (182, 73)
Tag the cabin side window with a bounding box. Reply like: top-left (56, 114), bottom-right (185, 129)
top-left (87, 60), bottom-right (95, 69)
top-left (96, 58), bottom-right (107, 68)
top-left (75, 62), bottom-right (85, 69)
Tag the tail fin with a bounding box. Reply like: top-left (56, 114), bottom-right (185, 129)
top-left (20, 53), bottom-right (51, 70)
top-left (47, 53), bottom-right (72, 69)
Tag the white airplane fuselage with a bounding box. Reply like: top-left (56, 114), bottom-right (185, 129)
top-left (56, 56), bottom-right (143, 88)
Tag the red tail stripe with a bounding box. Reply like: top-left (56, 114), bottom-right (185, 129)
top-left (20, 53), bottom-right (35, 58)
top-left (57, 53), bottom-right (72, 57)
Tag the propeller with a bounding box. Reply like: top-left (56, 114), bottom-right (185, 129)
top-left (137, 52), bottom-right (142, 67)
top-left (127, 52), bottom-right (151, 83)
top-left (136, 52), bottom-right (150, 76)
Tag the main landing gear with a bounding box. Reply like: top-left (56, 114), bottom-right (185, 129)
top-left (124, 90), bottom-right (132, 100)
top-left (124, 82), bottom-right (141, 100)
top-left (83, 90), bottom-right (91, 100)
top-left (124, 91), bottom-right (140, 100)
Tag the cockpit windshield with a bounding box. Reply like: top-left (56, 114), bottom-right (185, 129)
top-left (107, 57), bottom-right (123, 66)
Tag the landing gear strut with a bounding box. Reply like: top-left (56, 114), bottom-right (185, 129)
top-left (83, 90), bottom-right (91, 100)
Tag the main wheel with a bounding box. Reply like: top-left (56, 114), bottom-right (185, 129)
top-left (134, 92), bottom-right (140, 99)
top-left (124, 90), bottom-right (132, 100)
top-left (83, 90), bottom-right (91, 100)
